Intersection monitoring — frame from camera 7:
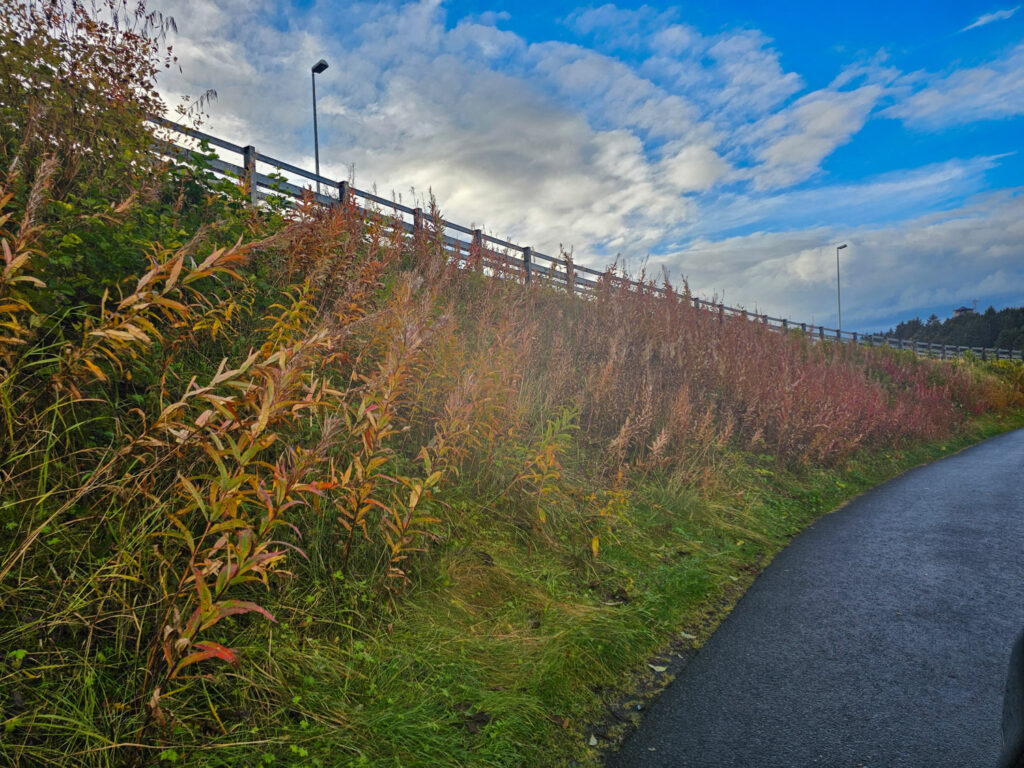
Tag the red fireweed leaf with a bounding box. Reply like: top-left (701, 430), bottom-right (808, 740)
top-left (171, 642), bottom-right (237, 677)
top-left (215, 599), bottom-right (276, 623)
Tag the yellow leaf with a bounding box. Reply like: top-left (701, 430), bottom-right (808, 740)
top-left (83, 359), bottom-right (108, 382)
top-left (252, 380), bottom-right (275, 436)
top-left (11, 275), bottom-right (45, 288)
top-left (166, 254), bottom-right (184, 292)
top-left (591, 535), bottom-right (600, 558)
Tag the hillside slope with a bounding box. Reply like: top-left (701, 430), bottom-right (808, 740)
top-left (3, 4), bottom-right (1024, 767)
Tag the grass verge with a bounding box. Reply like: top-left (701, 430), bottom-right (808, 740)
top-left (227, 410), bottom-right (1024, 768)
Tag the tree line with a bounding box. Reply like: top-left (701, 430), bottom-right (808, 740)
top-left (890, 306), bottom-right (1024, 351)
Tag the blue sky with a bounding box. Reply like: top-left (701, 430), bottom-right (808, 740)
top-left (156, 0), bottom-right (1024, 331)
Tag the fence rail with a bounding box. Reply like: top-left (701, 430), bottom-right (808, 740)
top-left (150, 117), bottom-right (1023, 363)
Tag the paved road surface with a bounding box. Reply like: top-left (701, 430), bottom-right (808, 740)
top-left (608, 428), bottom-right (1024, 768)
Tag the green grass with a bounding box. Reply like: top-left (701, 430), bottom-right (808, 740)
top-left (173, 409), bottom-right (1024, 768)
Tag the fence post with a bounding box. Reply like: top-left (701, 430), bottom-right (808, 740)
top-left (836, 327), bottom-right (841, 340)
top-left (338, 180), bottom-right (350, 206)
top-left (852, 331), bottom-right (858, 345)
top-left (472, 229), bottom-right (483, 271)
top-left (522, 246), bottom-right (533, 284)
top-left (413, 207), bottom-right (424, 234)
top-left (242, 145), bottom-right (258, 207)
top-left (718, 304), bottom-right (724, 325)
top-left (941, 345), bottom-right (947, 360)
top-left (819, 326), bottom-right (825, 341)
top-left (801, 322), bottom-right (807, 334)
top-left (782, 319), bottom-right (788, 334)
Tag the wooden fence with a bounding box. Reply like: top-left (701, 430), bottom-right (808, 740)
top-left (151, 116), bottom-right (1023, 363)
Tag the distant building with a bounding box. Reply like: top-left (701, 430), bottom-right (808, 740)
top-left (953, 306), bottom-right (973, 318)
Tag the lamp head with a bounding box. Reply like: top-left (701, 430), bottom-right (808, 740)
top-left (837, 243), bottom-right (848, 250)
top-left (312, 59), bottom-right (329, 74)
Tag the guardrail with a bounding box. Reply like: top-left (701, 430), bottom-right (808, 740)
top-left (150, 116), bottom-right (1022, 363)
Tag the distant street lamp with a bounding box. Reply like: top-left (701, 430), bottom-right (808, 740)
top-left (836, 243), bottom-right (848, 333)
top-left (311, 58), bottom-right (329, 196)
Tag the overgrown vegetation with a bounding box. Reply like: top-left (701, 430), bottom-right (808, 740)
top-left (2, 3), bottom-right (1023, 766)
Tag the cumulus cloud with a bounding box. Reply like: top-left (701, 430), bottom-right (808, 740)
top-left (659, 143), bottom-right (731, 193)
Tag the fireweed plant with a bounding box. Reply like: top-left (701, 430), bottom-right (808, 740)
top-left (2, 2), bottom-right (1024, 766)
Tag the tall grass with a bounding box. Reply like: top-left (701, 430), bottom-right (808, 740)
top-left (2, 3), bottom-right (1023, 766)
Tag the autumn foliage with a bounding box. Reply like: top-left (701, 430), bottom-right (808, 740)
top-left (1, 2), bottom-right (1022, 766)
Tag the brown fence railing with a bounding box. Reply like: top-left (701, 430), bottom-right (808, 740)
top-left (150, 116), bottom-right (1022, 363)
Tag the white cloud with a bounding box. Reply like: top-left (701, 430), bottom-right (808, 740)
top-left (659, 143), bottom-right (731, 192)
top-left (886, 43), bottom-right (1024, 128)
top-left (693, 156), bottom-right (999, 237)
top-left (704, 32), bottom-right (805, 118)
top-left (640, 29), bottom-right (803, 123)
top-left (654, 191), bottom-right (1024, 329)
top-left (525, 41), bottom-right (713, 144)
top-left (740, 85), bottom-right (884, 189)
top-left (961, 6), bottom-right (1020, 32)
top-left (563, 3), bottom-right (677, 49)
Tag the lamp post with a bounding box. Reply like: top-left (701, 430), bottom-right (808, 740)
top-left (311, 59), bottom-right (328, 197)
top-left (836, 243), bottom-right (847, 333)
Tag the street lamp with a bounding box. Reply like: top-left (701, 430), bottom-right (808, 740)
top-left (836, 243), bottom-right (847, 333)
top-left (311, 59), bottom-right (328, 197)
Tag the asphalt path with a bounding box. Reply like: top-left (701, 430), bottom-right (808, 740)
top-left (608, 428), bottom-right (1024, 768)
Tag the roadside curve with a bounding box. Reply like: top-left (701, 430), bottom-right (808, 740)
top-left (607, 427), bottom-right (1024, 768)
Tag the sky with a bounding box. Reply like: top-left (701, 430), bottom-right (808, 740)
top-left (153, 0), bottom-right (1024, 332)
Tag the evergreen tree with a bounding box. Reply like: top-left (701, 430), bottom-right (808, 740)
top-left (890, 306), bottom-right (1024, 351)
